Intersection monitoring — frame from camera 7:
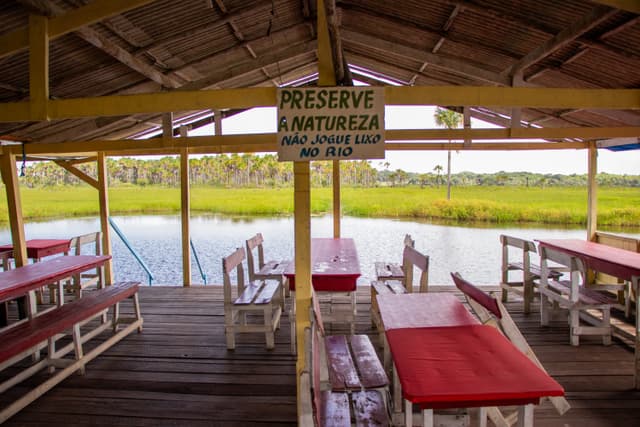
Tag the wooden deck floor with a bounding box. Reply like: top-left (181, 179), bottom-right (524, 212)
top-left (1, 285), bottom-right (639, 426)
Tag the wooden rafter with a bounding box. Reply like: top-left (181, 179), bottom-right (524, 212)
top-left (504, 5), bottom-right (618, 76)
top-left (342, 29), bottom-right (510, 86)
top-left (18, 0), bottom-right (181, 89)
top-left (589, 0), bottom-right (640, 14)
top-left (1, 0), bottom-right (155, 59)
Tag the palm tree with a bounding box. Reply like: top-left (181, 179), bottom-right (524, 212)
top-left (434, 107), bottom-right (462, 200)
top-left (433, 165), bottom-right (443, 187)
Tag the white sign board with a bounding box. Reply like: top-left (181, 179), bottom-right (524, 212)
top-left (277, 87), bottom-right (385, 161)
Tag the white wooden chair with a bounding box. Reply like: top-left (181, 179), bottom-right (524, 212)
top-left (452, 272), bottom-right (570, 427)
top-left (538, 246), bottom-right (620, 346)
top-left (500, 234), bottom-right (562, 314)
top-left (66, 232), bottom-right (104, 297)
top-left (374, 234), bottom-right (415, 282)
top-left (371, 245), bottom-right (429, 340)
top-left (245, 233), bottom-right (290, 348)
top-left (222, 247), bottom-right (283, 350)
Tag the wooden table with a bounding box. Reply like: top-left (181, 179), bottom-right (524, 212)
top-left (0, 239), bottom-right (73, 324)
top-left (386, 324), bottom-right (564, 427)
top-left (537, 238), bottom-right (640, 389)
top-left (0, 255), bottom-right (111, 321)
top-left (284, 238), bottom-right (360, 336)
top-left (377, 293), bottom-right (481, 415)
top-left (283, 237), bottom-right (360, 292)
top-left (0, 239), bottom-right (71, 261)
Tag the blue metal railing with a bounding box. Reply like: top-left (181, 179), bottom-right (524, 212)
top-left (108, 217), bottom-right (154, 285)
top-left (190, 239), bottom-right (207, 285)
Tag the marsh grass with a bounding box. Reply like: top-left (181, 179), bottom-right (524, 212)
top-left (2, 185), bottom-right (638, 227)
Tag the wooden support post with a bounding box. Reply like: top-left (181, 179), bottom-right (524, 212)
top-left (179, 125), bottom-right (191, 286)
top-left (587, 142), bottom-right (598, 241)
top-left (96, 153), bottom-right (113, 284)
top-left (29, 14), bottom-right (49, 121)
top-left (332, 160), bottom-right (340, 238)
top-left (463, 106), bottom-right (471, 147)
top-left (294, 161), bottom-right (311, 369)
top-left (0, 153), bottom-right (27, 267)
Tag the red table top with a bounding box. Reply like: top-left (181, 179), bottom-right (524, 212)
top-left (376, 293), bottom-right (479, 330)
top-left (0, 255), bottom-right (111, 302)
top-left (0, 239), bottom-right (71, 260)
top-left (386, 325), bottom-right (564, 409)
top-left (284, 238), bottom-right (361, 292)
top-left (537, 238), bottom-right (640, 281)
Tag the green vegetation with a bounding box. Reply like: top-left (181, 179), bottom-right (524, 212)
top-left (1, 185), bottom-right (638, 228)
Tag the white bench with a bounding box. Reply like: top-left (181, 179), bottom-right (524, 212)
top-left (500, 235), bottom-right (562, 314)
top-left (371, 245), bottom-right (429, 341)
top-left (538, 246), bottom-right (619, 346)
top-left (222, 247), bottom-right (283, 350)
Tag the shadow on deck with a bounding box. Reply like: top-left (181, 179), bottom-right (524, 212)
top-left (1, 285), bottom-right (639, 426)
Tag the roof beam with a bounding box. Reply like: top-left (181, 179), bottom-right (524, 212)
top-left (1, 0), bottom-right (155, 59)
top-left (589, 1), bottom-right (640, 14)
top-left (1, 86), bottom-right (637, 123)
top-left (342, 29), bottom-right (511, 86)
top-left (505, 5), bottom-right (618, 76)
top-left (18, 0), bottom-right (181, 89)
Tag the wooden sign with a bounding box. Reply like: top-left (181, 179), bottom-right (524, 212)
top-left (277, 87), bottom-right (385, 161)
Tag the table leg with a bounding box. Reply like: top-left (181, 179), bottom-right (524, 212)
top-left (404, 399), bottom-right (412, 427)
top-left (634, 276), bottom-right (639, 390)
top-left (478, 407), bottom-right (487, 427)
top-left (516, 404), bottom-right (534, 427)
top-left (422, 408), bottom-right (433, 427)
top-left (0, 302), bottom-right (7, 326)
top-left (393, 364), bottom-right (402, 414)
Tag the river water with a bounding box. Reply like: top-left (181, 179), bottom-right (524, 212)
top-left (1, 215), bottom-right (638, 286)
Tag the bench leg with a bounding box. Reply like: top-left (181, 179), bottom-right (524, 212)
top-left (112, 302), bottom-right (121, 333)
top-left (404, 399), bottom-right (413, 427)
top-left (133, 293), bottom-right (143, 333)
top-left (602, 308), bottom-right (611, 346)
top-left (290, 291), bottom-right (296, 355)
top-left (72, 323), bottom-right (85, 375)
top-left (569, 308), bottom-right (580, 346)
top-left (264, 306), bottom-right (274, 350)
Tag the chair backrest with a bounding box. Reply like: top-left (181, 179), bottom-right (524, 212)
top-left (450, 271), bottom-right (571, 416)
top-left (500, 234), bottom-right (537, 280)
top-left (538, 246), bottom-right (584, 282)
top-left (245, 233), bottom-right (266, 281)
top-left (70, 232), bottom-right (102, 256)
top-left (0, 251), bottom-right (11, 271)
top-left (401, 245), bottom-right (429, 293)
top-left (222, 247), bottom-right (246, 304)
top-left (403, 234), bottom-right (415, 249)
top-left (451, 272), bottom-right (501, 319)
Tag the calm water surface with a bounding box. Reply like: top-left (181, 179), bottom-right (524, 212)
top-left (1, 215), bottom-right (638, 286)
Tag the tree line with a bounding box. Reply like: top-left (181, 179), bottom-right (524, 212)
top-left (16, 154), bottom-right (639, 188)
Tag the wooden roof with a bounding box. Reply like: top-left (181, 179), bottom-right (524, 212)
top-left (0, 0), bottom-right (638, 150)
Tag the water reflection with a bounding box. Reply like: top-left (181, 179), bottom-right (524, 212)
top-left (1, 215), bottom-right (638, 286)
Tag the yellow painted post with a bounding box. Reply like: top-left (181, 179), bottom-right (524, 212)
top-left (332, 160), bottom-right (340, 238)
top-left (0, 153), bottom-right (27, 267)
top-left (587, 143), bottom-right (598, 241)
top-left (29, 14), bottom-right (49, 121)
top-left (97, 153), bottom-right (113, 284)
top-left (180, 126), bottom-right (191, 287)
top-left (294, 161), bottom-right (312, 368)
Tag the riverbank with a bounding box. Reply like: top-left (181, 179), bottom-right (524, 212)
top-left (2, 185), bottom-right (639, 227)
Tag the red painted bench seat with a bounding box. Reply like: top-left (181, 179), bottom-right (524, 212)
top-left (0, 281), bottom-right (143, 424)
top-left (0, 282), bottom-right (140, 363)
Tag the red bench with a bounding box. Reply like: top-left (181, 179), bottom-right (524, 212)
top-left (298, 292), bottom-right (390, 426)
top-left (0, 281), bottom-right (143, 423)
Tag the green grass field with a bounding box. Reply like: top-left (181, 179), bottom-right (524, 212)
top-left (1, 185), bottom-right (638, 227)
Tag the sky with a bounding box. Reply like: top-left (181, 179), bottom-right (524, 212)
top-left (190, 105), bottom-right (640, 176)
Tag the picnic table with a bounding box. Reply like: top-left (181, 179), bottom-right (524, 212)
top-left (377, 292), bottom-right (564, 426)
top-left (537, 238), bottom-right (640, 389)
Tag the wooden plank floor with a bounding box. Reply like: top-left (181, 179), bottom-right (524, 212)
top-left (1, 285), bottom-right (639, 426)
